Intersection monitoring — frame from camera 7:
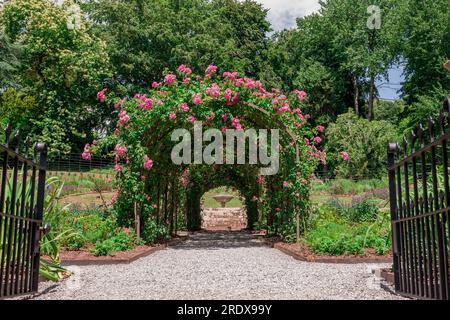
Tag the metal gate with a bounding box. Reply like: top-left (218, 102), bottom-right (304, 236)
top-left (388, 99), bottom-right (450, 300)
top-left (0, 125), bottom-right (47, 298)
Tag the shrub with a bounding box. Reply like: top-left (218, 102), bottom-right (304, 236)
top-left (305, 204), bottom-right (390, 256)
top-left (325, 110), bottom-right (398, 179)
top-left (91, 231), bottom-right (135, 256)
top-left (327, 197), bottom-right (379, 223)
top-left (65, 234), bottom-right (86, 251)
top-left (141, 220), bottom-right (170, 244)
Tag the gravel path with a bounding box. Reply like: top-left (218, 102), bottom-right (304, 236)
top-left (32, 231), bottom-right (403, 300)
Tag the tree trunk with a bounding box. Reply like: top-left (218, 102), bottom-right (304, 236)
top-left (368, 73), bottom-right (375, 120)
top-left (353, 75), bottom-right (359, 115)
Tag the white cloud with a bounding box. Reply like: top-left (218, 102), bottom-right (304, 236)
top-left (256, 0), bottom-right (321, 31)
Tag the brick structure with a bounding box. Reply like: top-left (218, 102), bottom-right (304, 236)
top-left (201, 208), bottom-right (247, 231)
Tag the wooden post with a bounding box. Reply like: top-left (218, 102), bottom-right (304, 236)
top-left (296, 211), bottom-right (300, 243)
top-left (134, 202), bottom-right (141, 239)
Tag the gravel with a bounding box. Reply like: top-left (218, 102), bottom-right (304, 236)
top-left (30, 231), bottom-right (404, 300)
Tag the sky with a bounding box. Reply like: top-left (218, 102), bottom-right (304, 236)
top-left (256, 0), bottom-right (403, 100)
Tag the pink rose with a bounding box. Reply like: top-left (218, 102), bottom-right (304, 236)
top-left (164, 74), bottom-right (176, 85)
top-left (81, 144), bottom-right (91, 161)
top-left (206, 84), bottom-right (221, 98)
top-left (205, 65), bottom-right (218, 75)
top-left (143, 155), bottom-right (153, 170)
top-left (180, 103), bottom-right (190, 112)
top-left (169, 111), bottom-right (177, 121)
top-left (340, 151), bottom-right (350, 161)
top-left (316, 125), bottom-right (325, 133)
top-left (283, 181), bottom-right (289, 188)
top-left (313, 136), bottom-right (322, 144)
top-left (152, 81), bottom-right (161, 89)
top-left (188, 115), bottom-right (196, 124)
top-left (192, 93), bottom-right (203, 105)
top-left (96, 88), bottom-right (107, 102)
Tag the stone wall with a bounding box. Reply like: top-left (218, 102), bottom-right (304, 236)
top-left (201, 208), bottom-right (247, 231)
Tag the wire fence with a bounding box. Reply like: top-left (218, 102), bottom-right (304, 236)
top-left (46, 153), bottom-right (115, 173)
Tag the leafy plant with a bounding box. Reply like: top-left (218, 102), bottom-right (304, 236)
top-left (141, 220), bottom-right (170, 244)
top-left (90, 230), bottom-right (136, 256)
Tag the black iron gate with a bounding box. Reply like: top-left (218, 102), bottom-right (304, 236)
top-left (388, 98), bottom-right (450, 300)
top-left (0, 125), bottom-right (47, 298)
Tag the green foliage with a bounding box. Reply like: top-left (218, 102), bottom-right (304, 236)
top-left (0, 30), bottom-right (21, 88)
top-left (328, 197), bottom-right (379, 223)
top-left (90, 231), bottom-right (136, 256)
top-left (325, 110), bottom-right (398, 179)
top-left (1, 0), bottom-right (112, 156)
top-left (312, 178), bottom-right (388, 195)
top-left (84, 0), bottom-right (270, 87)
top-left (394, 0), bottom-right (450, 103)
top-left (0, 87), bottom-right (36, 131)
top-left (398, 88), bottom-right (450, 136)
top-left (141, 220), bottom-right (170, 244)
top-left (305, 204), bottom-right (390, 256)
top-left (373, 100), bottom-right (405, 126)
top-left (62, 208), bottom-right (117, 245)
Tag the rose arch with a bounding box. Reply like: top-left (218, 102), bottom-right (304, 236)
top-left (85, 65), bottom-right (325, 241)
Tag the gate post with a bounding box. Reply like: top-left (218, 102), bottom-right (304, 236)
top-left (31, 143), bottom-right (47, 292)
top-left (387, 142), bottom-right (401, 291)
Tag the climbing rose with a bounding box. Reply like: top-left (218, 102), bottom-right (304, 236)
top-left (180, 103), bottom-right (190, 112)
top-left (223, 71), bottom-right (239, 81)
top-left (294, 90), bottom-right (307, 102)
top-left (177, 64), bottom-right (192, 76)
top-left (188, 115), bottom-right (196, 124)
top-left (316, 125), bottom-right (325, 133)
top-left (206, 84), bottom-right (220, 98)
top-left (114, 144), bottom-right (128, 157)
top-left (96, 88), bottom-right (107, 102)
top-left (110, 192), bottom-right (119, 205)
top-left (313, 136), bottom-right (322, 144)
top-left (278, 103), bottom-right (290, 113)
top-left (205, 65), bottom-right (218, 75)
top-left (152, 81), bottom-right (161, 89)
top-left (118, 110), bottom-right (130, 126)
top-left (192, 93), bottom-right (203, 105)
top-left (231, 118), bottom-right (242, 130)
top-left (169, 112), bottom-right (177, 121)
top-left (224, 88), bottom-right (232, 101)
top-left (143, 155), bottom-right (153, 170)
top-left (114, 164), bottom-right (122, 172)
top-left (222, 113), bottom-right (228, 122)
top-left (164, 74), bottom-right (176, 85)
top-left (283, 181), bottom-right (289, 188)
top-left (81, 144), bottom-right (91, 160)
top-left (340, 151), bottom-right (350, 161)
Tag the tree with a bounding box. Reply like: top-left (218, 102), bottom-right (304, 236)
top-left (1, 0), bottom-right (112, 156)
top-left (394, 0), bottom-right (450, 103)
top-left (0, 29), bottom-right (21, 89)
top-left (83, 0), bottom-right (271, 89)
top-left (268, 0), bottom-right (398, 121)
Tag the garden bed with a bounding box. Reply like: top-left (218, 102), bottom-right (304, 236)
top-left (262, 238), bottom-right (393, 264)
top-left (43, 236), bottom-right (188, 266)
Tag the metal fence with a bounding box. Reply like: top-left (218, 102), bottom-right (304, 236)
top-left (0, 125), bottom-right (47, 298)
top-left (387, 98), bottom-right (450, 300)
